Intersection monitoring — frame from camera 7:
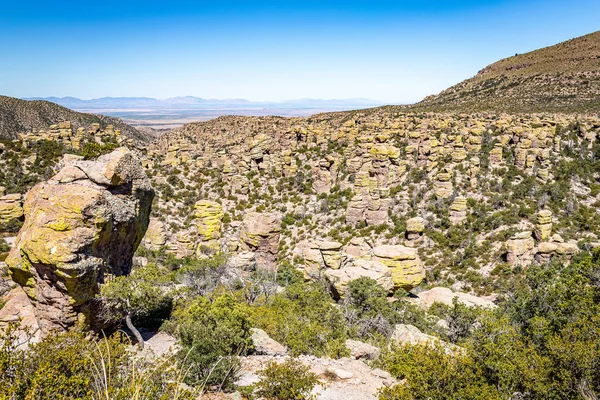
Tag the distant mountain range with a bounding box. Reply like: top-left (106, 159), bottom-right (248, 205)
top-left (24, 96), bottom-right (384, 110)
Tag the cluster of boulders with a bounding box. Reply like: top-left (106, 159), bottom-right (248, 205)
top-left (18, 121), bottom-right (131, 151)
top-left (505, 209), bottom-right (580, 265)
top-left (292, 239), bottom-right (425, 297)
top-left (141, 111), bottom-right (600, 292)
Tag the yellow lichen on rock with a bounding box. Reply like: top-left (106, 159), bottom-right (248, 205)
top-left (194, 200), bottom-right (224, 241)
top-left (373, 245), bottom-right (425, 291)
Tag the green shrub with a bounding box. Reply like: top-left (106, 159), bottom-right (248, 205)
top-left (164, 294), bottom-right (253, 390)
top-left (276, 261), bottom-right (304, 286)
top-left (377, 343), bottom-right (501, 400)
top-left (0, 322), bottom-right (195, 400)
top-left (250, 282), bottom-right (349, 357)
top-left (81, 141), bottom-right (118, 160)
top-left (254, 358), bottom-right (319, 400)
top-left (343, 277), bottom-right (399, 338)
top-left (99, 264), bottom-right (173, 349)
top-left (176, 253), bottom-right (228, 295)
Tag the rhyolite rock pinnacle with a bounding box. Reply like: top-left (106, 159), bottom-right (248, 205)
top-left (1, 147), bottom-right (154, 335)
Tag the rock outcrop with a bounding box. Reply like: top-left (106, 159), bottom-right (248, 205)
top-left (373, 245), bottom-right (425, 291)
top-left (0, 193), bottom-right (23, 225)
top-left (406, 217), bottom-right (425, 241)
top-left (194, 200), bottom-right (224, 252)
top-left (413, 287), bottom-right (496, 310)
top-left (142, 218), bottom-right (167, 250)
top-left (325, 258), bottom-right (393, 298)
top-left (250, 328), bottom-right (287, 356)
top-left (345, 339), bottom-right (380, 360)
top-left (239, 212), bottom-right (282, 271)
top-left (505, 231), bottom-right (535, 264)
top-left (534, 209), bottom-right (553, 241)
top-left (2, 148), bottom-right (154, 335)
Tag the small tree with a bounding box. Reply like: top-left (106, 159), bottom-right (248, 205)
top-left (100, 264), bottom-right (173, 349)
top-left (255, 358), bottom-right (319, 400)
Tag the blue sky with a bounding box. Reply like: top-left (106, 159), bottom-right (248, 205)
top-left (1, 0), bottom-right (599, 103)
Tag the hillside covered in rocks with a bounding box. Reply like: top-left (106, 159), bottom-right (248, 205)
top-left (2, 30), bottom-right (600, 400)
top-left (0, 95), bottom-right (149, 142)
top-left (415, 30), bottom-right (600, 113)
top-left (145, 110), bottom-right (600, 297)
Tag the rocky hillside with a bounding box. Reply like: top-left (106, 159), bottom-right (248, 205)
top-left (0, 95), bottom-right (148, 142)
top-left (415, 30), bottom-right (600, 112)
top-left (142, 110), bottom-right (600, 297)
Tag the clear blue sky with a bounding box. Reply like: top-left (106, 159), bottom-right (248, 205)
top-left (1, 0), bottom-right (599, 103)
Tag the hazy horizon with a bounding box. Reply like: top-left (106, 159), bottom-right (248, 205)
top-left (2, 0), bottom-right (600, 103)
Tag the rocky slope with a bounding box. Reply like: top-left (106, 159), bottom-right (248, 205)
top-left (141, 110), bottom-right (600, 297)
top-left (0, 95), bottom-right (148, 142)
top-left (415, 30), bottom-right (600, 112)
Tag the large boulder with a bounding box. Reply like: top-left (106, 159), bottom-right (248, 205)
top-left (413, 287), bottom-right (496, 310)
top-left (406, 217), bottom-right (425, 240)
top-left (391, 324), bottom-right (439, 345)
top-left (345, 339), bottom-right (380, 360)
top-left (250, 328), bottom-right (287, 356)
top-left (4, 148), bottom-right (154, 335)
top-left (325, 258), bottom-right (393, 298)
top-left (239, 212), bottom-right (282, 271)
top-left (373, 245), bottom-right (425, 291)
top-left (293, 239), bottom-right (344, 278)
top-left (194, 200), bottom-right (224, 252)
top-left (142, 218), bottom-right (167, 250)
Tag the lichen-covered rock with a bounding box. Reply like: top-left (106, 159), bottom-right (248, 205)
top-left (449, 196), bottom-right (467, 225)
top-left (406, 217), bottom-right (425, 240)
top-left (142, 218), bottom-right (167, 250)
top-left (0, 286), bottom-right (41, 343)
top-left (406, 217), bottom-right (425, 234)
top-left (240, 212), bottom-right (282, 271)
top-left (0, 193), bottom-right (23, 225)
top-left (555, 241), bottom-right (579, 255)
top-left (325, 258), bottom-right (393, 298)
top-left (372, 245), bottom-right (425, 291)
top-left (194, 200), bottom-right (224, 252)
top-left (4, 148), bottom-right (154, 335)
top-left (315, 240), bottom-right (343, 269)
top-left (535, 209), bottom-right (553, 241)
top-left (506, 232), bottom-right (535, 256)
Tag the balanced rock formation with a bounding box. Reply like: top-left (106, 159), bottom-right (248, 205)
top-left (534, 209), bottom-right (553, 241)
top-left (372, 245), bottom-right (425, 291)
top-left (239, 212), bottom-right (282, 271)
top-left (195, 200), bottom-right (224, 252)
top-left (2, 148), bottom-right (153, 335)
top-left (449, 196), bottom-right (467, 225)
top-left (406, 217), bottom-right (425, 241)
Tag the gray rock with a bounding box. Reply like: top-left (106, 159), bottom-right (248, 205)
top-left (251, 328), bottom-right (287, 356)
top-left (345, 339), bottom-right (380, 360)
